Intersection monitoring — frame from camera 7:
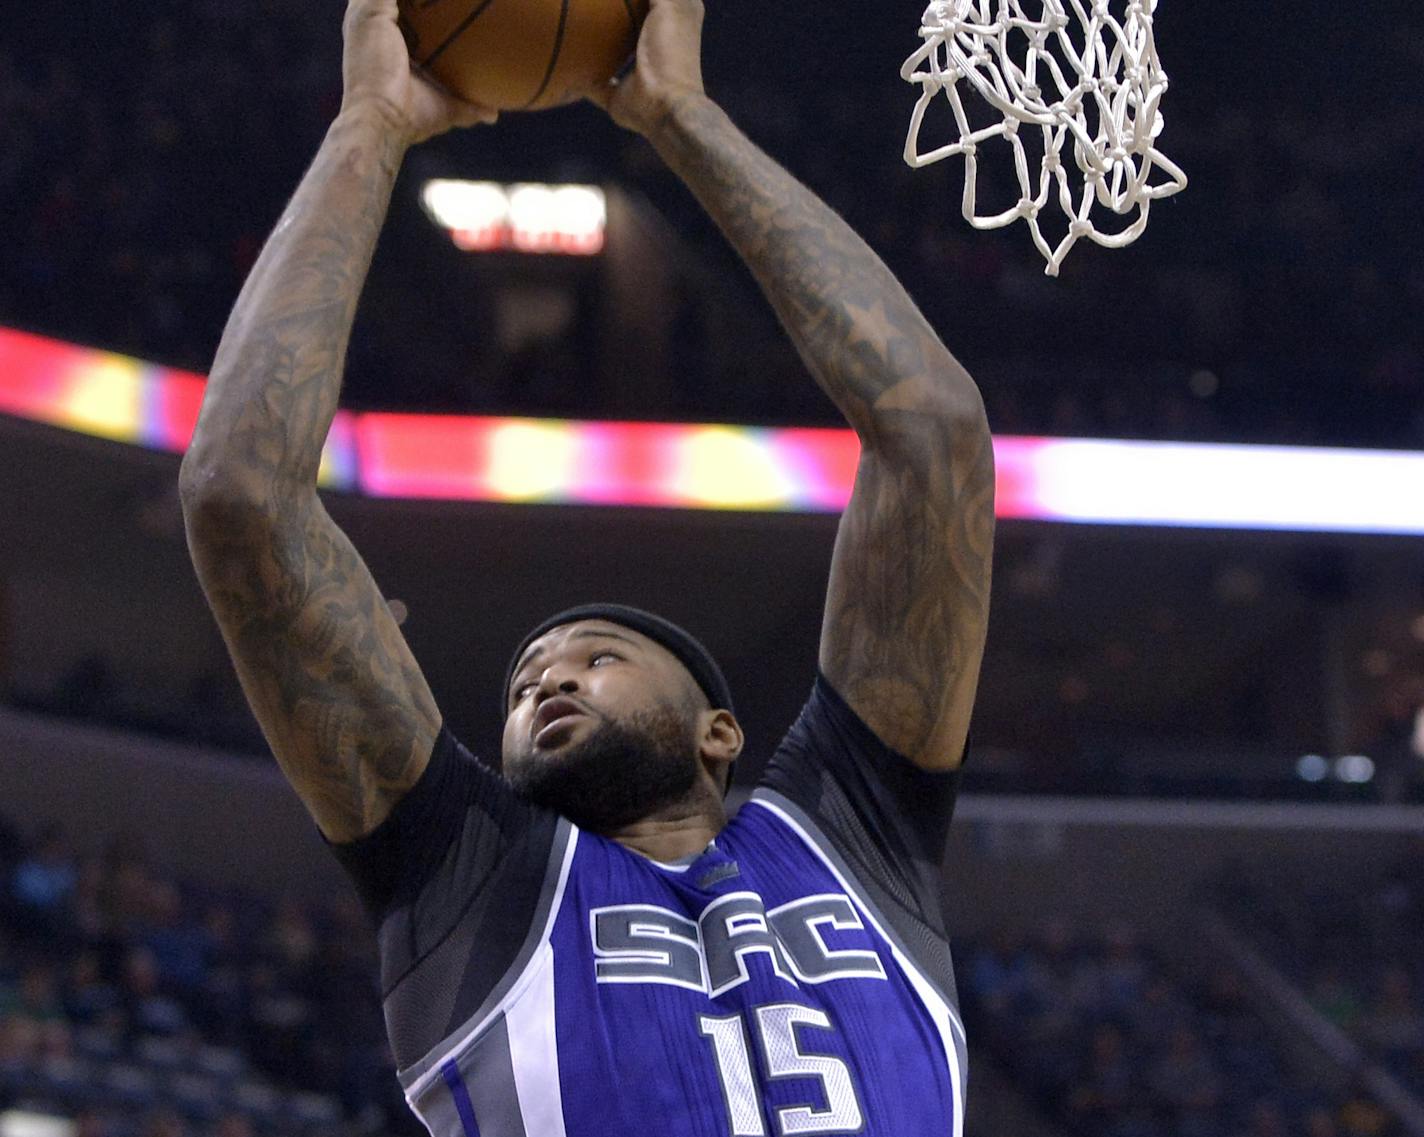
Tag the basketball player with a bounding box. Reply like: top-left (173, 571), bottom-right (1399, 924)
top-left (179, 0), bottom-right (995, 1131)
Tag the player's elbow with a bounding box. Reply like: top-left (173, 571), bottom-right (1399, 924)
top-left (180, 451), bottom-right (258, 514)
top-left (864, 375), bottom-right (991, 468)
top-left (179, 456), bottom-right (312, 528)
top-left (929, 363), bottom-right (989, 433)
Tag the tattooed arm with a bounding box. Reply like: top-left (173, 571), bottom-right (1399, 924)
top-left (179, 0), bottom-right (493, 842)
top-left (600, 0), bottom-right (995, 771)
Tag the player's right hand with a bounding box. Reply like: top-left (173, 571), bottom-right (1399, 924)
top-left (340, 0), bottom-right (497, 146)
top-left (589, 0), bottom-right (707, 137)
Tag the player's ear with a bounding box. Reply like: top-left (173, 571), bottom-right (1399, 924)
top-left (698, 708), bottom-right (743, 767)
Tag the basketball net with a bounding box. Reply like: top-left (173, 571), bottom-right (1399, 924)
top-left (902, 0), bottom-right (1187, 276)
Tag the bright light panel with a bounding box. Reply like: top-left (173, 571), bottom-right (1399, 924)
top-left (420, 179), bottom-right (606, 255)
top-left (1, 1112), bottom-right (77, 1137)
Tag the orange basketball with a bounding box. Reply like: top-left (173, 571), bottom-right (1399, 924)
top-left (398, 0), bottom-right (650, 112)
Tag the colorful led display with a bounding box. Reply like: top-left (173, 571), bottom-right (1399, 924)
top-left (2, 325), bottom-right (1422, 533)
top-left (0, 327), bottom-right (357, 490)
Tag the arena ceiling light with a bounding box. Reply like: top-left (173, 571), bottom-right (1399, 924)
top-left (419, 179), bottom-right (606, 255)
top-left (3, 325), bottom-right (1424, 533)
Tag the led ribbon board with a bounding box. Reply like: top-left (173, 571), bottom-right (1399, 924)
top-left (0, 327), bottom-right (358, 490)
top-left (1, 326), bottom-right (1421, 533)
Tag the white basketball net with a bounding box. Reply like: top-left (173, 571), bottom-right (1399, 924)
top-left (902, 0), bottom-right (1187, 276)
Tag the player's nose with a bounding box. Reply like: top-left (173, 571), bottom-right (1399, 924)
top-left (532, 662), bottom-right (581, 702)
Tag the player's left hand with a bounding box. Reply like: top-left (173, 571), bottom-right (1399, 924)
top-left (588, 0), bottom-right (707, 136)
top-left (340, 0), bottom-right (498, 146)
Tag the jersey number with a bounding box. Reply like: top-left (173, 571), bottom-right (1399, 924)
top-left (699, 1005), bottom-right (864, 1136)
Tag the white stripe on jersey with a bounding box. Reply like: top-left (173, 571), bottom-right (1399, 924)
top-left (746, 796), bottom-right (966, 1137)
top-left (405, 828), bottom-right (583, 1106)
top-left (507, 942), bottom-right (568, 1137)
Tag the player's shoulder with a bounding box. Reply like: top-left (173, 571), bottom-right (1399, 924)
top-left (753, 670), bottom-right (962, 893)
top-left (765, 669), bottom-right (917, 774)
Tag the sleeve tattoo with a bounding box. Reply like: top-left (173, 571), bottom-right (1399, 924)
top-left (652, 96), bottom-right (995, 770)
top-left (181, 114), bottom-right (441, 841)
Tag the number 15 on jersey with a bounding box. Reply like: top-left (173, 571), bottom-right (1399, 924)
top-left (699, 1004), bottom-right (864, 1136)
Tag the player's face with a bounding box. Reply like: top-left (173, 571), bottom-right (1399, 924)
top-left (501, 622), bottom-right (706, 832)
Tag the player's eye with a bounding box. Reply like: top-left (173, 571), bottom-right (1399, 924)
top-left (512, 650), bottom-right (620, 707)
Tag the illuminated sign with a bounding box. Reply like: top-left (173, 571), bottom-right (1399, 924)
top-left (420, 179), bottom-right (606, 255)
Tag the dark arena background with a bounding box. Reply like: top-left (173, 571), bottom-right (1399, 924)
top-left (2, 1), bottom-right (1423, 1135)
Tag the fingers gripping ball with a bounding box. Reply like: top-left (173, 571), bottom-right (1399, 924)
top-left (399, 0), bottom-right (650, 112)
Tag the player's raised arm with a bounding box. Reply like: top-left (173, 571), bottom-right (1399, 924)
top-left (595, 0), bottom-right (995, 771)
top-left (179, 0), bottom-right (495, 842)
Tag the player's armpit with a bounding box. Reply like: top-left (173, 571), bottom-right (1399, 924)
top-left (183, 489), bottom-right (441, 843)
top-left (819, 400), bottom-right (995, 773)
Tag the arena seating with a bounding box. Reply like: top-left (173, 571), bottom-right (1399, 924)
top-left (1217, 852), bottom-right (1424, 1102)
top-left (0, 821), bottom-right (415, 1137)
top-left (6, 808), bottom-right (1412, 1136)
top-left (958, 920), bottom-right (1404, 1137)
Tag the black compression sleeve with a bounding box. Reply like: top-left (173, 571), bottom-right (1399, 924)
top-left (759, 671), bottom-right (963, 935)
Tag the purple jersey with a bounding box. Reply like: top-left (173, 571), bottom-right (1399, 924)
top-left (336, 673), bottom-right (968, 1136)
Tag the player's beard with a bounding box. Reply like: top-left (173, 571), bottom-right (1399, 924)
top-left (505, 700), bottom-right (702, 833)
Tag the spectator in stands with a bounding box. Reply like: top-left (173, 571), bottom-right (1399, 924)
top-left (1404, 1047), bottom-right (1424, 1097)
top-left (72, 1111), bottom-right (118, 1137)
top-left (1146, 1025), bottom-right (1225, 1135)
top-left (68, 855), bottom-right (108, 944)
top-left (1129, 975), bottom-right (1193, 1044)
top-left (1098, 923), bottom-right (1150, 1012)
top-left (138, 880), bottom-right (212, 994)
top-left (62, 948), bottom-right (120, 1025)
top-left (1358, 966), bottom-right (1424, 1073)
top-left (1239, 1099), bottom-right (1287, 1137)
top-left (209, 1113), bottom-right (253, 1137)
top-left (0, 1008), bottom-right (34, 1054)
top-left (1310, 963), bottom-right (1365, 1033)
top-left (0, 973), bottom-right (71, 1068)
top-left (1365, 679), bottom-right (1424, 803)
top-left (1199, 965), bottom-right (1284, 1095)
top-left (8, 824), bottom-right (76, 937)
top-left (190, 903), bottom-right (246, 1044)
top-left (966, 927), bottom-right (1035, 1015)
top-left (242, 959), bottom-right (315, 1085)
top-left (259, 894), bottom-right (317, 979)
top-left (1, 961), bottom-right (65, 1025)
top-left (138, 1109), bottom-right (186, 1137)
top-left (1338, 1082), bottom-right (1396, 1137)
top-left (118, 945), bottom-right (188, 1038)
top-left (1065, 1022), bottom-right (1140, 1131)
top-left (1305, 1107), bottom-right (1341, 1137)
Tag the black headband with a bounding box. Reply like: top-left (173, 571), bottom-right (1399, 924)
top-left (503, 603), bottom-right (735, 720)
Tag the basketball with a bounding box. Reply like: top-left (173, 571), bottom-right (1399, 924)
top-left (398, 0), bottom-right (651, 112)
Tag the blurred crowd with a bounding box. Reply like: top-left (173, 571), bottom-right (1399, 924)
top-left (1221, 846), bottom-right (1424, 1101)
top-left (8, 809), bottom-right (1415, 1137)
top-left (0, 1), bottom-right (1421, 445)
top-left (0, 819), bottom-right (413, 1136)
top-left (960, 920), bottom-right (1404, 1137)
top-left (12, 656), bottom-right (267, 757)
